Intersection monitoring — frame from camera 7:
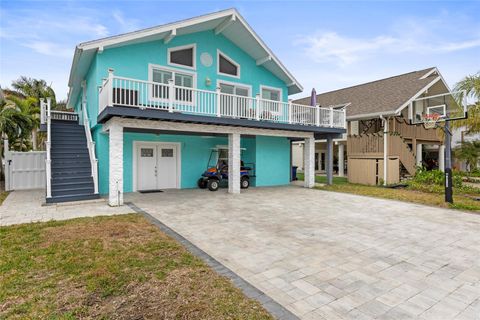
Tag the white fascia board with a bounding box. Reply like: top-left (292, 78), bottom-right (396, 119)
top-left (393, 76), bottom-right (442, 115)
top-left (347, 111), bottom-right (398, 121)
top-left (419, 67), bottom-right (438, 79)
top-left (78, 8), bottom-right (237, 51)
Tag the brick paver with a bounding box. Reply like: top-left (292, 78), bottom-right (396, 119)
top-left (127, 186), bottom-right (480, 319)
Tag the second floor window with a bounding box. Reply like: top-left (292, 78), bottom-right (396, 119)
top-left (151, 67), bottom-right (194, 102)
top-left (218, 50), bottom-right (240, 78)
top-left (168, 44), bottom-right (195, 69)
top-left (261, 87), bottom-right (281, 101)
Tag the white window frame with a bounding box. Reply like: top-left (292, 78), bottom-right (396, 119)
top-left (260, 85), bottom-right (283, 102)
top-left (260, 85), bottom-right (284, 117)
top-left (167, 43), bottom-right (196, 70)
top-left (217, 49), bottom-right (240, 79)
top-left (148, 63), bottom-right (197, 104)
top-left (217, 79), bottom-right (252, 96)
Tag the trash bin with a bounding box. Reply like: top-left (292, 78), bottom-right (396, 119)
top-left (292, 166), bottom-right (298, 181)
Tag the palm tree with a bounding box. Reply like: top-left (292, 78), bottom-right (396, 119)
top-left (454, 141), bottom-right (480, 172)
top-left (452, 72), bottom-right (480, 133)
top-left (7, 96), bottom-right (38, 150)
top-left (11, 77), bottom-right (56, 107)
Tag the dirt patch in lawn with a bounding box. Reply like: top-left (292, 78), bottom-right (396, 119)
top-left (0, 214), bottom-right (273, 319)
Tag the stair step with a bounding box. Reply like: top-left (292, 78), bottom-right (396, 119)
top-left (52, 163), bottom-right (91, 170)
top-left (52, 168), bottom-right (91, 176)
top-left (52, 181), bottom-right (93, 191)
top-left (51, 149), bottom-right (89, 154)
top-left (51, 155), bottom-right (90, 161)
top-left (52, 176), bottom-right (93, 184)
top-left (46, 193), bottom-right (100, 204)
top-left (52, 186), bottom-right (94, 197)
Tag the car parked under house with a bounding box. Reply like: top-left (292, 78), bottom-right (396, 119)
top-left (40, 9), bottom-right (346, 205)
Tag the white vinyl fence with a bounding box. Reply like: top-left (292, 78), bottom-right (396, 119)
top-left (4, 140), bottom-right (46, 191)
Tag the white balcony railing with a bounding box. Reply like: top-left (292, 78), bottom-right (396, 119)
top-left (98, 70), bottom-right (346, 129)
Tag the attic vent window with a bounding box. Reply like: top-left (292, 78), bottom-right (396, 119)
top-left (168, 44), bottom-right (195, 69)
top-left (218, 50), bottom-right (240, 78)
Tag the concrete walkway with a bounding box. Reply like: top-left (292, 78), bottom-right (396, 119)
top-left (126, 186), bottom-right (480, 320)
top-left (0, 190), bottom-right (131, 226)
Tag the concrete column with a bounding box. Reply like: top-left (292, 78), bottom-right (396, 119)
top-left (228, 133), bottom-right (240, 194)
top-left (326, 136), bottom-right (334, 185)
top-left (109, 123), bottom-right (124, 206)
top-left (439, 145), bottom-right (445, 172)
top-left (303, 136), bottom-right (315, 188)
top-left (338, 144), bottom-right (345, 177)
top-left (416, 143), bottom-right (423, 167)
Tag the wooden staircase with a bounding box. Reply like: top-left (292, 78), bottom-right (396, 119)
top-left (388, 135), bottom-right (416, 176)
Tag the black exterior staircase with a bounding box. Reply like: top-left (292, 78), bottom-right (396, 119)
top-left (47, 120), bottom-right (99, 203)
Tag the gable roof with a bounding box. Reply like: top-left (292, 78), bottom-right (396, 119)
top-left (67, 8), bottom-right (303, 106)
top-left (294, 67), bottom-right (446, 120)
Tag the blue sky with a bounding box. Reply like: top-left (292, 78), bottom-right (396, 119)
top-left (1, 1), bottom-right (479, 100)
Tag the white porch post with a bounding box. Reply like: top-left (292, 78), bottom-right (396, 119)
top-left (228, 133), bottom-right (240, 194)
top-left (304, 136), bottom-right (315, 188)
top-left (338, 144), bottom-right (345, 177)
top-left (109, 122), bottom-right (124, 206)
top-left (439, 145), bottom-right (445, 172)
top-left (416, 143), bottom-right (423, 167)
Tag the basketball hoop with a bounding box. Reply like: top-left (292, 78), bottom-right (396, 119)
top-left (422, 114), bottom-right (441, 129)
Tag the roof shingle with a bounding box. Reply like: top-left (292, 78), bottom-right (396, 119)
top-left (294, 67), bottom-right (439, 119)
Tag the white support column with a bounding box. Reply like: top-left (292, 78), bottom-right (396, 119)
top-left (439, 145), bottom-right (445, 172)
top-left (338, 144), bottom-right (345, 177)
top-left (109, 123), bottom-right (124, 206)
top-left (416, 143), bottom-right (423, 167)
top-left (228, 133), bottom-right (240, 194)
top-left (304, 136), bottom-right (315, 188)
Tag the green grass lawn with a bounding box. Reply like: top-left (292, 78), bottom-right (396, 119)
top-left (0, 191), bottom-right (8, 205)
top-left (0, 214), bottom-right (273, 320)
top-left (296, 172), bottom-right (349, 185)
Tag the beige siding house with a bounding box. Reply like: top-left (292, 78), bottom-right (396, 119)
top-left (293, 67), bottom-right (450, 185)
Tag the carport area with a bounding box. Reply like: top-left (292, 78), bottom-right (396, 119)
top-left (126, 186), bottom-right (480, 319)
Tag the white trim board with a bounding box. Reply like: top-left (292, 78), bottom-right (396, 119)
top-left (217, 49), bottom-right (240, 79)
top-left (132, 141), bottom-right (182, 192)
top-left (167, 43), bottom-right (197, 70)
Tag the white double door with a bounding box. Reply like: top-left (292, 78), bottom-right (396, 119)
top-left (137, 143), bottom-right (179, 191)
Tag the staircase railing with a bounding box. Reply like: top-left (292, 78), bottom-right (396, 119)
top-left (82, 102), bottom-right (99, 194)
top-left (41, 98), bottom-right (52, 199)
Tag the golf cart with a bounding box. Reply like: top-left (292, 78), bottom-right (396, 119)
top-left (197, 147), bottom-right (255, 191)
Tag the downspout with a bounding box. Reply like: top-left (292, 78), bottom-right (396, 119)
top-left (380, 115), bottom-right (388, 186)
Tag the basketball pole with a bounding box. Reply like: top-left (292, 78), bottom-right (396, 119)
top-left (444, 120), bottom-right (453, 203)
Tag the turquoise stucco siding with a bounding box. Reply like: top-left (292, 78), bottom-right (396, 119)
top-left (254, 136), bottom-right (291, 187)
top-left (94, 132), bottom-right (290, 195)
top-left (77, 30), bottom-right (289, 127)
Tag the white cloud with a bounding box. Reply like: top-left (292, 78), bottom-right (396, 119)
top-left (112, 10), bottom-right (140, 33)
top-left (297, 15), bottom-right (480, 67)
top-left (24, 41), bottom-right (72, 58)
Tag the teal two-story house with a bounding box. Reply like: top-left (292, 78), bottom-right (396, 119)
top-left (42, 8), bottom-right (346, 205)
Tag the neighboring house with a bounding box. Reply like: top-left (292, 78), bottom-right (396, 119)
top-left (39, 9), bottom-right (346, 204)
top-left (293, 68), bottom-right (452, 185)
top-left (452, 126), bottom-right (480, 171)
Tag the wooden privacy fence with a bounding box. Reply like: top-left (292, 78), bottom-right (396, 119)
top-left (4, 140), bottom-right (46, 191)
top-left (348, 158), bottom-right (399, 185)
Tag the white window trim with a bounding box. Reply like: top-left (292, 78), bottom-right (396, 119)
top-left (217, 49), bottom-right (240, 79)
top-left (167, 43), bottom-right (196, 70)
top-left (148, 63), bottom-right (197, 103)
top-left (260, 85), bottom-right (283, 102)
top-left (133, 141), bottom-right (182, 192)
top-left (217, 79), bottom-right (252, 96)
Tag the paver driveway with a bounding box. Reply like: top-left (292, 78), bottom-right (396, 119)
top-left (126, 186), bottom-right (480, 319)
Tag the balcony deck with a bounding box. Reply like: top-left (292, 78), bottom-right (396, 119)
top-left (97, 72), bottom-right (346, 135)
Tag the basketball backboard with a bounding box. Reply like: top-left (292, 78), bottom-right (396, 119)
top-left (410, 91), bottom-right (467, 124)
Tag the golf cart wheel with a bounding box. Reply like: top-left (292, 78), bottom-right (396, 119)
top-left (241, 177), bottom-right (250, 189)
top-left (197, 178), bottom-right (207, 189)
top-left (207, 179), bottom-right (220, 191)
